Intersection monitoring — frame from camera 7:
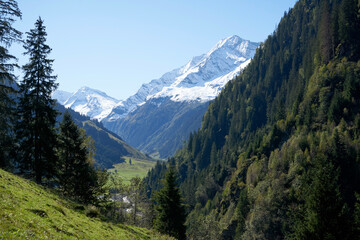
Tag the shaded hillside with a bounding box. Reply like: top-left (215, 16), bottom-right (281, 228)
top-left (0, 168), bottom-right (171, 239)
top-left (110, 98), bottom-right (209, 158)
top-left (144, 0), bottom-right (360, 239)
top-left (56, 104), bottom-right (150, 168)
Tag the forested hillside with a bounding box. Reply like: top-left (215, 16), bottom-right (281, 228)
top-left (144, 0), bottom-right (360, 239)
top-left (56, 104), bottom-right (150, 168)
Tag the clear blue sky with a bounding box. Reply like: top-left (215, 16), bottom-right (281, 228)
top-left (11, 0), bottom-right (297, 100)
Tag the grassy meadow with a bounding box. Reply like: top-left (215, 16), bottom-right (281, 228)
top-left (108, 157), bottom-right (159, 184)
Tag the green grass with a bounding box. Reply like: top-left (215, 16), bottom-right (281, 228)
top-left (108, 157), bottom-right (158, 184)
top-left (0, 168), bottom-right (172, 240)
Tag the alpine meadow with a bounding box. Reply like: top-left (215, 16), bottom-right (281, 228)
top-left (1, 0), bottom-right (360, 240)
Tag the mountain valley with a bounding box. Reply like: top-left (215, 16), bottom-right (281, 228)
top-left (54, 35), bottom-right (259, 158)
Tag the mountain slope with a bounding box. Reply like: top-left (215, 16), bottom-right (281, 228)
top-left (56, 104), bottom-right (150, 169)
top-left (110, 98), bottom-right (209, 158)
top-left (104, 36), bottom-right (259, 158)
top-left (144, 0), bottom-right (360, 239)
top-left (0, 168), bottom-right (171, 239)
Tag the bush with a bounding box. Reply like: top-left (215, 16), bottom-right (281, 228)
top-left (85, 205), bottom-right (100, 218)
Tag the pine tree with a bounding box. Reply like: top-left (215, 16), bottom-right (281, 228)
top-left (0, 0), bottom-right (22, 169)
top-left (154, 168), bottom-right (186, 240)
top-left (293, 154), bottom-right (349, 240)
top-left (338, 0), bottom-right (360, 59)
top-left (57, 111), bottom-right (99, 203)
top-left (319, 0), bottom-right (332, 63)
top-left (16, 17), bottom-right (58, 184)
top-left (129, 176), bottom-right (142, 225)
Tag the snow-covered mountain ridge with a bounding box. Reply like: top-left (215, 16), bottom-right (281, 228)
top-left (53, 86), bottom-right (119, 121)
top-left (105, 35), bottom-right (259, 122)
top-left (53, 35), bottom-right (259, 123)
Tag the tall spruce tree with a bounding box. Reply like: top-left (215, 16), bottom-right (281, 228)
top-left (57, 111), bottom-right (99, 203)
top-left (154, 168), bottom-right (186, 240)
top-left (293, 154), bottom-right (349, 239)
top-left (16, 17), bottom-right (58, 184)
top-left (0, 0), bottom-right (21, 169)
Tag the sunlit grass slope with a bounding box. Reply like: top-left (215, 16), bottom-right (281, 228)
top-left (108, 157), bottom-right (158, 184)
top-left (0, 168), bottom-right (171, 240)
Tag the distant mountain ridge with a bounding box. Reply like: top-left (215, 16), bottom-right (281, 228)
top-left (53, 35), bottom-right (259, 158)
top-left (53, 35), bottom-right (258, 124)
top-left (104, 35), bottom-right (258, 123)
top-left (104, 35), bottom-right (259, 158)
top-left (54, 86), bottom-right (119, 121)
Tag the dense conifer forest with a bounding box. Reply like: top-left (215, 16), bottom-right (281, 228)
top-left (144, 0), bottom-right (360, 238)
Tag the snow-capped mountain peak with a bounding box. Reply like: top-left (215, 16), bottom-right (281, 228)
top-left (147, 35), bottom-right (258, 102)
top-left (104, 35), bottom-right (259, 122)
top-left (53, 36), bottom-right (258, 123)
top-left (53, 86), bottom-right (120, 121)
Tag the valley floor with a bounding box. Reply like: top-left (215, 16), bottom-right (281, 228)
top-left (108, 157), bottom-right (159, 184)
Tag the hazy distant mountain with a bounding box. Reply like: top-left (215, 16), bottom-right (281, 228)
top-left (52, 90), bottom-right (72, 105)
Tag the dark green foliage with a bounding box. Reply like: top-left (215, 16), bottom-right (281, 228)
top-left (286, 125), bottom-right (360, 240)
top-left (55, 104), bottom-right (148, 168)
top-left (234, 189), bottom-right (249, 239)
top-left (292, 134), bottom-right (345, 239)
top-left (0, 0), bottom-right (21, 169)
top-left (128, 176), bottom-right (143, 225)
top-left (338, 0), bottom-right (360, 59)
top-left (16, 17), bottom-right (58, 184)
top-left (57, 111), bottom-right (101, 203)
top-left (143, 160), bottom-right (168, 198)
top-left (144, 0), bottom-right (360, 239)
top-left (154, 168), bottom-right (186, 240)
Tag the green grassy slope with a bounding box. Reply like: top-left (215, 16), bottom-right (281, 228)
top-left (0, 169), bottom-right (171, 240)
top-left (109, 157), bottom-right (159, 184)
